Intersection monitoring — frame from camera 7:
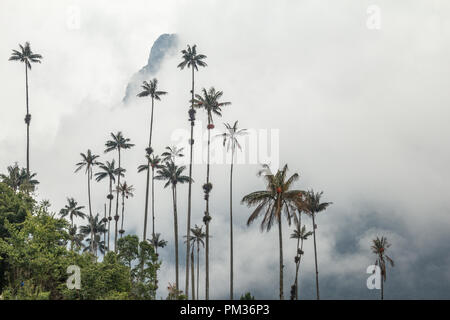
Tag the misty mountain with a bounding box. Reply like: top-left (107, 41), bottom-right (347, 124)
top-left (123, 33), bottom-right (179, 103)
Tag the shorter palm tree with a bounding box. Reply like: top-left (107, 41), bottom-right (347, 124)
top-left (185, 225), bottom-right (206, 300)
top-left (138, 153), bottom-right (163, 238)
top-left (161, 146), bottom-right (184, 163)
top-left (0, 163), bottom-right (39, 193)
top-left (95, 159), bottom-right (122, 251)
top-left (290, 211), bottom-right (312, 300)
top-left (59, 198), bottom-right (86, 251)
top-left (242, 164), bottom-right (303, 300)
top-left (80, 213), bottom-right (107, 257)
top-left (299, 190), bottom-right (332, 300)
top-left (117, 181), bottom-right (134, 238)
top-left (371, 236), bottom-right (394, 300)
top-left (155, 161), bottom-right (192, 292)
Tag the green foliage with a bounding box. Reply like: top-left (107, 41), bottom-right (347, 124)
top-left (61, 252), bottom-right (132, 300)
top-left (240, 292), bottom-right (255, 300)
top-left (117, 235), bottom-right (161, 299)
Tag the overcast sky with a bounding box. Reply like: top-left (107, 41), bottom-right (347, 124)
top-left (1, 0), bottom-right (450, 299)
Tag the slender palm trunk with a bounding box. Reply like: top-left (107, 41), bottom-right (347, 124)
top-left (381, 273), bottom-right (384, 300)
top-left (205, 119), bottom-right (211, 300)
top-left (197, 241), bottom-right (200, 300)
top-left (107, 179), bottom-right (113, 251)
top-left (143, 97), bottom-right (155, 243)
top-left (229, 152), bottom-right (234, 300)
top-left (294, 236), bottom-right (300, 300)
top-left (278, 216), bottom-right (284, 300)
top-left (120, 194), bottom-right (125, 238)
top-left (103, 204), bottom-right (107, 253)
top-left (152, 168), bottom-right (155, 237)
top-left (172, 185), bottom-right (179, 291)
top-left (87, 168), bottom-right (94, 253)
top-left (24, 64), bottom-right (30, 177)
top-left (191, 249), bottom-right (195, 300)
top-left (312, 213), bottom-right (320, 300)
top-left (70, 217), bottom-right (74, 251)
top-left (185, 66), bottom-right (195, 298)
top-left (114, 150), bottom-right (121, 253)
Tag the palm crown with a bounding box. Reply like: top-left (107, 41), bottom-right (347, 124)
top-left (371, 236), bottom-right (394, 281)
top-left (75, 150), bottom-right (102, 177)
top-left (161, 146), bottom-right (185, 163)
top-left (177, 44), bottom-right (207, 71)
top-left (59, 198), bottom-right (86, 222)
top-left (95, 159), bottom-right (122, 183)
top-left (299, 190), bottom-right (332, 217)
top-left (9, 42), bottom-right (43, 69)
top-left (117, 181), bottom-right (135, 199)
top-left (138, 154), bottom-right (163, 173)
top-left (193, 87), bottom-right (231, 124)
top-left (220, 121), bottom-right (247, 152)
top-left (137, 78), bottom-right (167, 100)
top-left (105, 132), bottom-right (135, 154)
top-left (242, 164), bottom-right (304, 231)
top-left (155, 161), bottom-right (192, 188)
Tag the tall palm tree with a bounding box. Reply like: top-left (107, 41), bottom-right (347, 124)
top-left (193, 87), bottom-right (231, 299)
top-left (75, 150), bottom-right (102, 253)
top-left (117, 181), bottom-right (134, 238)
top-left (80, 213), bottom-right (107, 257)
top-left (220, 121), bottom-right (247, 300)
top-left (290, 211), bottom-right (312, 300)
top-left (59, 197), bottom-right (86, 251)
top-left (137, 79), bottom-right (167, 243)
top-left (95, 159), bottom-right (122, 251)
top-left (138, 153), bottom-right (163, 238)
top-left (241, 164), bottom-right (304, 300)
top-left (178, 44), bottom-right (207, 298)
top-left (371, 236), bottom-right (394, 300)
top-left (9, 42), bottom-right (43, 177)
top-left (155, 161), bottom-right (192, 293)
top-left (300, 190), bottom-right (332, 300)
top-left (104, 132), bottom-right (134, 252)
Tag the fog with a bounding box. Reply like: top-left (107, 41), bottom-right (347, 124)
top-left (1, 0), bottom-right (450, 299)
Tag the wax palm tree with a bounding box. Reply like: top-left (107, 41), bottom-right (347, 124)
top-left (138, 153), bottom-right (163, 238)
top-left (193, 87), bottom-right (231, 299)
top-left (155, 161), bottom-right (192, 292)
top-left (104, 132), bottom-right (134, 252)
top-left (178, 44), bottom-right (207, 297)
top-left (371, 236), bottom-right (394, 300)
top-left (0, 163), bottom-right (39, 193)
top-left (219, 121), bottom-right (247, 300)
top-left (290, 211), bottom-right (312, 300)
top-left (149, 233), bottom-right (168, 255)
top-left (83, 235), bottom-right (107, 256)
top-left (71, 228), bottom-right (85, 252)
top-left (187, 225), bottom-right (206, 300)
top-left (299, 190), bottom-right (332, 300)
top-left (95, 159), bottom-right (122, 251)
top-left (75, 149), bottom-right (102, 253)
top-left (149, 232), bottom-right (168, 292)
top-left (80, 213), bottom-right (107, 257)
top-left (241, 164), bottom-right (304, 300)
top-left (59, 198), bottom-right (86, 250)
top-left (9, 42), bottom-right (43, 177)
top-left (117, 181), bottom-right (134, 238)
top-left (137, 79), bottom-right (167, 243)
top-left (161, 146), bottom-right (184, 163)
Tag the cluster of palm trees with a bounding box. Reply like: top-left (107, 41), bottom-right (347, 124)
top-left (6, 41), bottom-right (395, 300)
